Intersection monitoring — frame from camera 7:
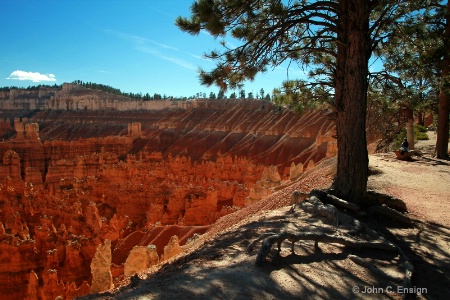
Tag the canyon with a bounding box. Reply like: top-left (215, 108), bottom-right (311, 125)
top-left (0, 84), bottom-right (336, 299)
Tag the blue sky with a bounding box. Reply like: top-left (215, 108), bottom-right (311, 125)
top-left (0, 0), bottom-right (302, 98)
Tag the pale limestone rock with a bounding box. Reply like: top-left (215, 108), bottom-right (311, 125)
top-left (289, 162), bottom-right (304, 180)
top-left (305, 160), bottom-right (315, 171)
top-left (90, 240), bottom-right (113, 294)
top-left (246, 182), bottom-right (272, 206)
top-left (260, 166), bottom-right (281, 187)
top-left (246, 165), bottom-right (282, 206)
top-left (162, 235), bottom-right (182, 261)
top-left (124, 245), bottom-right (159, 276)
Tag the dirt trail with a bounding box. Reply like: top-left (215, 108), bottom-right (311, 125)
top-left (368, 131), bottom-right (450, 226)
top-left (80, 131), bottom-right (450, 300)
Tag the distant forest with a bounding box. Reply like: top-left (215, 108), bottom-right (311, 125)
top-left (0, 84), bottom-right (61, 91)
top-left (0, 80), bottom-right (271, 101)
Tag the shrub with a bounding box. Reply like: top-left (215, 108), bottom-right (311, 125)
top-left (415, 131), bottom-right (429, 140)
top-left (415, 124), bottom-right (428, 133)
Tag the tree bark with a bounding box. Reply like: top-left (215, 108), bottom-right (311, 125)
top-left (418, 112), bottom-right (424, 127)
top-left (436, 1), bottom-right (450, 159)
top-left (333, 0), bottom-right (371, 204)
top-left (406, 105), bottom-right (415, 150)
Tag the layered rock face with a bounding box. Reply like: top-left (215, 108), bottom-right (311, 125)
top-left (0, 86), bottom-right (336, 299)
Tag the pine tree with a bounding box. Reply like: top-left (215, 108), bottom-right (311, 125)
top-left (374, 1), bottom-right (448, 158)
top-left (177, 0), bottom-right (433, 203)
top-left (217, 89), bottom-right (225, 99)
top-left (259, 88), bottom-right (265, 100)
top-left (435, 1), bottom-right (450, 159)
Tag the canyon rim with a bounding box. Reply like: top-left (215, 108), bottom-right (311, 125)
top-left (0, 83), bottom-right (337, 299)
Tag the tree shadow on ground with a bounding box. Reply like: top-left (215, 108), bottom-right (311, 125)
top-left (416, 155), bottom-right (450, 166)
top-left (358, 209), bottom-right (450, 300)
top-left (79, 207), bottom-right (450, 300)
top-left (383, 221), bottom-right (450, 299)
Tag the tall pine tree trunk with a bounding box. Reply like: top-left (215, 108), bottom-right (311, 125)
top-left (333, 0), bottom-right (371, 204)
top-left (436, 0), bottom-right (450, 159)
top-left (406, 105), bottom-right (415, 150)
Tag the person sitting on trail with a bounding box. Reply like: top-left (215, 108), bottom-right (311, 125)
top-left (400, 138), bottom-right (409, 155)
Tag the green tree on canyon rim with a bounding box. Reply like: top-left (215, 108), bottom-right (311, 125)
top-left (428, 0), bottom-right (450, 159)
top-left (372, 0), bottom-right (449, 157)
top-left (176, 0), bottom-right (441, 204)
top-left (437, 0), bottom-right (450, 159)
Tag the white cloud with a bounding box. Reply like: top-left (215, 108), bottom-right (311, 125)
top-left (7, 70), bottom-right (57, 82)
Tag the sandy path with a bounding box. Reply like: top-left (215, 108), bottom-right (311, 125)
top-left (368, 131), bottom-right (450, 226)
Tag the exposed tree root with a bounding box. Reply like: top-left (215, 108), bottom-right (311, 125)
top-left (250, 191), bottom-right (415, 298)
top-left (367, 190), bottom-right (408, 212)
top-left (254, 230), bottom-right (396, 266)
top-left (394, 244), bottom-right (414, 292)
top-left (367, 205), bottom-right (413, 225)
top-left (297, 196), bottom-right (381, 239)
top-left (348, 255), bottom-right (401, 283)
top-left (310, 189), bottom-right (360, 212)
top-left (246, 232), bottom-right (276, 253)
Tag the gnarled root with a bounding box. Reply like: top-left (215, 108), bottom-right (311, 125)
top-left (298, 196), bottom-right (381, 239)
top-left (254, 231), bottom-right (396, 266)
top-left (251, 192), bottom-right (414, 296)
top-left (367, 205), bottom-right (413, 225)
top-left (310, 189), bottom-right (360, 212)
top-left (348, 255), bottom-right (401, 283)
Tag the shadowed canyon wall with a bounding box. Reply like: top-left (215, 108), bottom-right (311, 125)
top-left (0, 84), bottom-right (336, 299)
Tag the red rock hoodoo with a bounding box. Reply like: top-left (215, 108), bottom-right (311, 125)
top-left (0, 84), bottom-right (336, 299)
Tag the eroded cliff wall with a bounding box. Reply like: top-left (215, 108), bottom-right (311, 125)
top-left (0, 88), bottom-right (336, 299)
